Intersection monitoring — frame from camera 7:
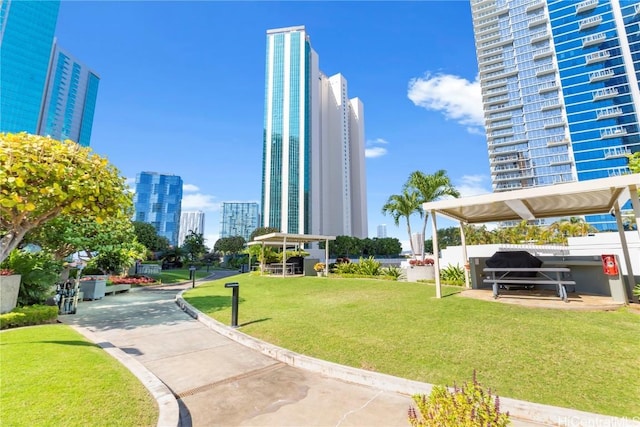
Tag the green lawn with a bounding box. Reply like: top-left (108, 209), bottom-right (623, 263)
top-left (0, 325), bottom-right (157, 426)
top-left (184, 275), bottom-right (640, 417)
top-left (159, 268), bottom-right (212, 284)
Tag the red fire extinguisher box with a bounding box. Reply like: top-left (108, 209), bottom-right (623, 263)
top-left (601, 254), bottom-right (619, 276)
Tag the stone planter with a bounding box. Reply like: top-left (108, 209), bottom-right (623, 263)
top-left (104, 284), bottom-right (131, 296)
top-left (405, 265), bottom-right (435, 283)
top-left (79, 276), bottom-right (107, 300)
top-left (0, 274), bottom-right (21, 314)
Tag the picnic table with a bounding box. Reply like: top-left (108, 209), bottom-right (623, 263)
top-left (483, 267), bottom-right (576, 302)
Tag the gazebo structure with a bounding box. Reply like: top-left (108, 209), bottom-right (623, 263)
top-left (422, 174), bottom-right (640, 300)
top-left (251, 233), bottom-right (336, 277)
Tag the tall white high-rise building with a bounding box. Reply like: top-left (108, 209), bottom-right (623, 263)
top-left (261, 25), bottom-right (368, 238)
top-left (178, 211), bottom-right (205, 247)
top-left (377, 224), bottom-right (387, 238)
top-left (471, 0), bottom-right (640, 230)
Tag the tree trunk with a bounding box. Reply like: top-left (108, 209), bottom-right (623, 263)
top-left (0, 229), bottom-right (28, 264)
top-left (406, 219), bottom-right (416, 259)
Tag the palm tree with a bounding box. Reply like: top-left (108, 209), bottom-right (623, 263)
top-left (381, 189), bottom-right (422, 259)
top-left (404, 170), bottom-right (460, 259)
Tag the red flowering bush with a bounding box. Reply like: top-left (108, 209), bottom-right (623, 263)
top-left (109, 275), bottom-right (157, 285)
top-left (409, 259), bottom-right (435, 266)
top-left (0, 268), bottom-right (16, 276)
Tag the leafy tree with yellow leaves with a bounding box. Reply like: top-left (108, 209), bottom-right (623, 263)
top-left (0, 132), bottom-right (132, 263)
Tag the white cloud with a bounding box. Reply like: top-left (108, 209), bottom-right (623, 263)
top-left (455, 174), bottom-right (492, 197)
top-left (365, 147), bottom-right (388, 158)
top-left (181, 193), bottom-right (220, 212)
top-left (204, 233), bottom-right (219, 248)
top-left (407, 73), bottom-right (484, 134)
top-left (183, 183), bottom-right (200, 192)
top-left (365, 138), bottom-right (389, 158)
top-left (125, 177), bottom-right (136, 193)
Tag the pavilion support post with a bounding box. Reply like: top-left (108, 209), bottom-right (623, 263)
top-left (261, 243), bottom-right (265, 275)
top-left (282, 238), bottom-right (287, 278)
top-left (325, 239), bottom-right (329, 276)
top-left (460, 222), bottom-right (470, 288)
top-left (431, 210), bottom-right (441, 299)
top-left (613, 200), bottom-right (635, 302)
top-left (630, 185), bottom-right (640, 238)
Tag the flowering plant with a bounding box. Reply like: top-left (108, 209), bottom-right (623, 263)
top-left (0, 268), bottom-right (15, 276)
top-left (314, 262), bottom-right (326, 272)
top-left (409, 258), bottom-right (435, 266)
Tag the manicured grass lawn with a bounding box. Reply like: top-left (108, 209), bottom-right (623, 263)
top-left (1, 325), bottom-right (157, 426)
top-left (159, 268), bottom-right (211, 284)
top-left (184, 275), bottom-right (640, 417)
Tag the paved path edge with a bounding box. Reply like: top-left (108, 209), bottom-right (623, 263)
top-left (67, 324), bottom-right (180, 427)
top-left (176, 292), bottom-right (640, 427)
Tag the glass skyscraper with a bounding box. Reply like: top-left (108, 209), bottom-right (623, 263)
top-left (0, 0), bottom-right (60, 134)
top-left (220, 202), bottom-right (260, 241)
top-left (471, 0), bottom-right (640, 230)
top-left (0, 0), bottom-right (100, 146)
top-left (133, 172), bottom-right (184, 247)
top-left (262, 26), bottom-right (368, 238)
top-left (38, 42), bottom-right (100, 147)
top-left (178, 211), bottom-right (205, 247)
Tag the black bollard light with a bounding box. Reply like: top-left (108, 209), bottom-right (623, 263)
top-left (224, 282), bottom-right (239, 328)
top-left (190, 266), bottom-right (196, 288)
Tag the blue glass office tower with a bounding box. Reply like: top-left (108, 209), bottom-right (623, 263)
top-left (471, 0), bottom-right (640, 230)
top-left (0, 0), bottom-right (100, 147)
top-left (133, 172), bottom-right (184, 247)
top-left (38, 42), bottom-right (100, 147)
top-left (220, 202), bottom-right (260, 241)
top-left (0, 0), bottom-right (60, 134)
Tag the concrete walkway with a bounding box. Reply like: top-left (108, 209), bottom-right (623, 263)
top-left (58, 271), bottom-right (638, 427)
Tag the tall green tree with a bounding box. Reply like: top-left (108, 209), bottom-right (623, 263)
top-left (249, 227), bottom-right (280, 241)
top-left (0, 132), bottom-right (131, 263)
top-left (132, 221), bottom-right (170, 252)
top-left (214, 236), bottom-right (246, 255)
top-left (405, 170), bottom-right (460, 260)
top-left (382, 189), bottom-right (422, 258)
top-left (181, 231), bottom-right (207, 262)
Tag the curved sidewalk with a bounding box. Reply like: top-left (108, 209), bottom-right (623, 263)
top-left (59, 272), bottom-right (638, 427)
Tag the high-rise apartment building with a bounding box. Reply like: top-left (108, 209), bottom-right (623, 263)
top-left (220, 202), bottom-right (260, 242)
top-left (38, 41), bottom-right (100, 146)
top-left (262, 26), bottom-right (368, 238)
top-left (377, 224), bottom-right (388, 238)
top-left (1, 0), bottom-right (60, 134)
top-left (0, 0), bottom-right (99, 146)
top-left (178, 211), bottom-right (205, 247)
top-left (471, 0), bottom-right (639, 230)
top-left (133, 172), bottom-right (183, 247)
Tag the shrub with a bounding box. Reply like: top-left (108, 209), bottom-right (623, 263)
top-left (382, 265), bottom-right (405, 281)
top-left (1, 268), bottom-right (15, 275)
top-left (0, 305), bottom-right (58, 330)
top-left (314, 262), bottom-right (326, 272)
top-left (109, 275), bottom-right (157, 285)
top-left (440, 264), bottom-right (465, 286)
top-left (1, 250), bottom-right (62, 306)
top-left (633, 284), bottom-right (640, 297)
top-left (409, 258), bottom-right (434, 266)
top-left (334, 261), bottom-right (358, 275)
top-left (355, 256), bottom-right (382, 276)
top-left (408, 371), bottom-right (510, 427)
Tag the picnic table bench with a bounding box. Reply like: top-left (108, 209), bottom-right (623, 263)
top-left (483, 267), bottom-right (576, 302)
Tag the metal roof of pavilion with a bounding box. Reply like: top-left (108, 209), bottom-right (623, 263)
top-left (252, 232), bottom-right (336, 245)
top-left (422, 174), bottom-right (640, 224)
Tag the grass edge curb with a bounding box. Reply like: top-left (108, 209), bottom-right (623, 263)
top-left (175, 292), bottom-right (640, 427)
top-left (66, 324), bottom-right (180, 427)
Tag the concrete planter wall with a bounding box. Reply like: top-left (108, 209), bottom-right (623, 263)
top-left (79, 276), bottom-right (107, 300)
top-left (0, 274), bottom-right (21, 314)
top-left (405, 265), bottom-right (435, 282)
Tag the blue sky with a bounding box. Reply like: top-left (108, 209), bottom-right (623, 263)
top-left (55, 1), bottom-right (490, 250)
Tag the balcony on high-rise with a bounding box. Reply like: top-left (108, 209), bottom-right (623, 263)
top-left (480, 53), bottom-right (504, 67)
top-left (596, 106), bottom-right (622, 120)
top-left (582, 32), bottom-right (606, 47)
top-left (482, 77), bottom-right (508, 90)
top-left (575, 0), bottom-right (598, 14)
top-left (485, 94), bottom-right (510, 106)
top-left (476, 23), bottom-right (500, 36)
top-left (526, 1), bottom-right (545, 13)
top-left (483, 85), bottom-right (508, 99)
top-left (547, 136), bottom-right (569, 147)
top-left (541, 99), bottom-right (562, 111)
top-left (530, 30), bottom-right (550, 44)
top-left (585, 50), bottom-right (610, 64)
top-left (589, 68), bottom-right (614, 83)
top-left (579, 15), bottom-right (602, 30)
top-left (528, 14), bottom-right (548, 29)
top-left (543, 118), bottom-right (566, 129)
top-left (603, 146), bottom-right (631, 159)
top-left (533, 48), bottom-right (553, 60)
top-left (600, 126), bottom-right (627, 139)
top-left (535, 64), bottom-right (556, 77)
top-left (538, 80), bottom-right (559, 93)
top-left (593, 87), bottom-right (618, 100)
